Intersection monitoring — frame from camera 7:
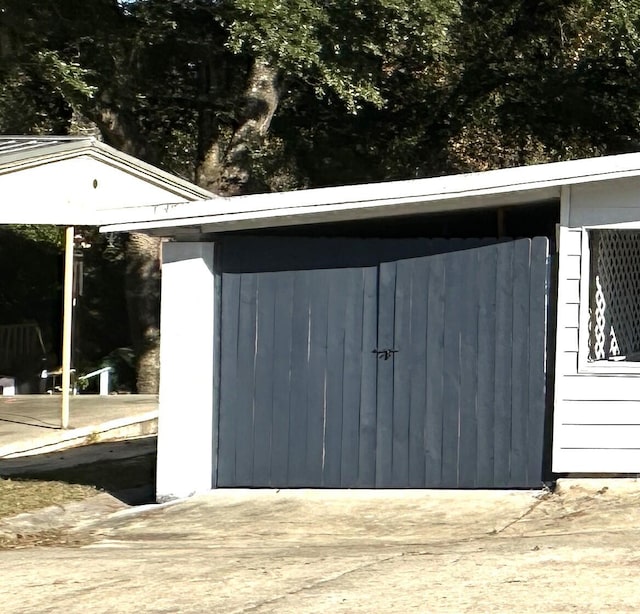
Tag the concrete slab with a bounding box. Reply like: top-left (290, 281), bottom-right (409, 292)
top-left (3, 485), bottom-right (640, 612)
top-left (0, 395), bottom-right (158, 457)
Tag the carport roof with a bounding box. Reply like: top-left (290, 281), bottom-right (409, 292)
top-left (0, 136), bottom-right (82, 161)
top-left (0, 136), bottom-right (213, 225)
top-left (99, 151), bottom-right (640, 235)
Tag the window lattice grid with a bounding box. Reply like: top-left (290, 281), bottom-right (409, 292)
top-left (589, 230), bottom-right (640, 361)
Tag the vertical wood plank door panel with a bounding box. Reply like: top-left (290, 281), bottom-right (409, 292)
top-left (217, 245), bottom-right (378, 487)
top-left (385, 238), bottom-right (549, 488)
top-left (217, 237), bottom-right (549, 489)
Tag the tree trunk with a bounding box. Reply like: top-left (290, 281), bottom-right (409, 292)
top-left (196, 58), bottom-right (281, 196)
top-left (124, 232), bottom-right (161, 394)
top-left (82, 59), bottom-right (280, 393)
top-left (79, 103), bottom-right (164, 393)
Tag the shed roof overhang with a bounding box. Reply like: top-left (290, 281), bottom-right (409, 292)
top-left (0, 136), bottom-right (213, 225)
top-left (100, 152), bottom-right (640, 236)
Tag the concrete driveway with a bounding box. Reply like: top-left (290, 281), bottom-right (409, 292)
top-left (0, 395), bottom-right (158, 457)
top-left (1, 482), bottom-right (640, 613)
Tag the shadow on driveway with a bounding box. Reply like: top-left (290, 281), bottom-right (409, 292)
top-left (0, 436), bottom-right (157, 505)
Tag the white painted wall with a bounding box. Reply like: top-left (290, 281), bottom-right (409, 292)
top-left (553, 177), bottom-right (640, 472)
top-left (0, 156), bottom-right (197, 225)
top-left (156, 242), bottom-right (216, 502)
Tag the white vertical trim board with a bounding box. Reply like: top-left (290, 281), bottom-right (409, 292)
top-left (577, 229), bottom-right (590, 370)
top-left (560, 185), bottom-right (571, 227)
top-left (156, 242), bottom-right (215, 502)
top-left (553, 187), bottom-right (576, 473)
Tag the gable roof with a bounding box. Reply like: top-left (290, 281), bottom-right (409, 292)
top-left (0, 136), bottom-right (83, 160)
top-left (99, 151), bottom-right (640, 235)
top-left (0, 136), bottom-right (213, 225)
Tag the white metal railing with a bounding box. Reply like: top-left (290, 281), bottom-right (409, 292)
top-left (77, 367), bottom-right (111, 396)
top-left (41, 366), bottom-right (111, 396)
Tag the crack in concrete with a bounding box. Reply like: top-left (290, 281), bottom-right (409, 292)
top-left (236, 552), bottom-right (405, 613)
top-left (491, 490), bottom-right (553, 535)
top-left (234, 517), bottom-right (554, 614)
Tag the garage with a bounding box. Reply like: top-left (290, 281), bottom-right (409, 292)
top-left (103, 156), bottom-right (629, 501)
top-left (216, 235), bottom-right (550, 489)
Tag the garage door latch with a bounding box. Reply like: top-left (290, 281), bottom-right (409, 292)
top-left (372, 348), bottom-right (398, 360)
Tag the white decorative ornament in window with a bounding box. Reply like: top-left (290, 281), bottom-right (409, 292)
top-left (588, 230), bottom-right (640, 361)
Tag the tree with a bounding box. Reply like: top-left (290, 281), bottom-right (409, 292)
top-left (5, 0), bottom-right (640, 390)
top-left (0, 0), bottom-right (458, 390)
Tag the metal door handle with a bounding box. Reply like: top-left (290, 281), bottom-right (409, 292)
top-left (372, 348), bottom-right (398, 360)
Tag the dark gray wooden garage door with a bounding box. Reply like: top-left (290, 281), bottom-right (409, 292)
top-left (216, 237), bottom-right (549, 488)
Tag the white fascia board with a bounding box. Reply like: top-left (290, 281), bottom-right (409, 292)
top-left (99, 152), bottom-right (640, 233)
top-left (101, 186), bottom-right (559, 233)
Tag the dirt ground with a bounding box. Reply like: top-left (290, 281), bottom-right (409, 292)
top-left (1, 480), bottom-right (640, 613)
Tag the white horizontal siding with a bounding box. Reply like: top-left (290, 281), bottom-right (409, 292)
top-left (562, 279), bottom-right (580, 304)
top-left (561, 401), bottom-right (640, 424)
top-left (562, 303), bottom-right (580, 327)
top-left (553, 398), bottom-right (640, 472)
top-left (563, 255), bottom-right (582, 280)
top-left (561, 375), bottom-right (640, 401)
top-left (562, 229), bottom-right (582, 256)
top-left (554, 448), bottom-right (640, 473)
top-left (557, 424), bottom-right (640, 449)
top-left (557, 351), bottom-right (577, 376)
top-left (557, 327), bottom-right (579, 353)
top-left (553, 183), bottom-right (640, 473)
top-left (554, 224), bottom-right (582, 379)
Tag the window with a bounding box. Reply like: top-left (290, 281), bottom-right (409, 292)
top-left (588, 230), bottom-right (640, 362)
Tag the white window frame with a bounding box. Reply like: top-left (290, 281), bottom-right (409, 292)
top-left (578, 226), bottom-right (640, 374)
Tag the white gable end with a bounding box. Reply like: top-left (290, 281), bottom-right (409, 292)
top-left (1, 155), bottom-right (201, 224)
top-left (0, 136), bottom-right (213, 225)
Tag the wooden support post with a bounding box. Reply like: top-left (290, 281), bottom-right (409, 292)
top-left (61, 226), bottom-right (74, 429)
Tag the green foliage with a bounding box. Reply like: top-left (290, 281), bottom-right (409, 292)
top-left (437, 0), bottom-right (640, 170)
top-left (4, 0), bottom-right (640, 183)
top-left (228, 0), bottom-right (457, 112)
top-left (7, 225), bottom-right (65, 249)
top-left (5, 0), bottom-right (640, 385)
top-left (0, 0), bottom-right (460, 174)
top-left (34, 50), bottom-right (97, 102)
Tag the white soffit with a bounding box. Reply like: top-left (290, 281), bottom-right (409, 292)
top-left (0, 136), bottom-right (213, 225)
top-left (99, 152), bottom-right (640, 234)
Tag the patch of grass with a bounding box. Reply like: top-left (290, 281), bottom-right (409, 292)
top-left (0, 452), bottom-right (156, 520)
top-left (0, 478), bottom-right (99, 519)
